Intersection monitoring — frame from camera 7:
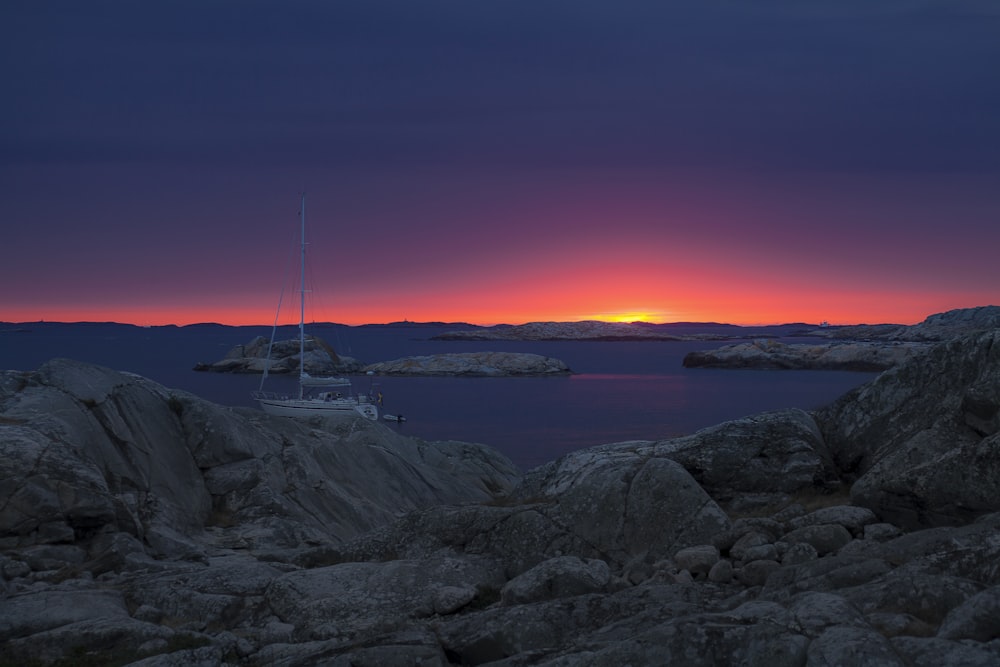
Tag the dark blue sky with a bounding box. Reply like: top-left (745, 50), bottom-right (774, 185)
top-left (2, 1), bottom-right (998, 325)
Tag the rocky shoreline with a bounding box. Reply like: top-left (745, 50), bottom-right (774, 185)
top-left (683, 340), bottom-right (931, 371)
top-left (683, 306), bottom-right (1000, 371)
top-left (1, 315), bottom-right (999, 664)
top-left (814, 305), bottom-right (1000, 342)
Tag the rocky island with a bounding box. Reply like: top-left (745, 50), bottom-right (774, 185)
top-left (432, 320), bottom-right (808, 341)
top-left (363, 351), bottom-right (571, 376)
top-left (194, 336), bottom-right (572, 377)
top-left (193, 335), bottom-right (365, 374)
top-left (2, 320), bottom-right (1000, 664)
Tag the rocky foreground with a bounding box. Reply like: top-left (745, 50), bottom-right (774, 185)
top-left (1, 328), bottom-right (999, 665)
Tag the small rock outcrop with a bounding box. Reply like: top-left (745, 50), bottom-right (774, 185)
top-left (364, 351), bottom-right (571, 376)
top-left (524, 407), bottom-right (840, 513)
top-left (193, 335), bottom-right (363, 374)
top-left (815, 329), bottom-right (1000, 528)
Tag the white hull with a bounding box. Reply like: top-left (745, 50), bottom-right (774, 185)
top-left (256, 393), bottom-right (378, 420)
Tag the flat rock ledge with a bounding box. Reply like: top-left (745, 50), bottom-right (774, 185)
top-left (684, 339), bottom-right (932, 371)
top-left (363, 351), bottom-right (572, 376)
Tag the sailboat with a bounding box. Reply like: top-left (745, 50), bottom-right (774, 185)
top-left (252, 194), bottom-right (380, 420)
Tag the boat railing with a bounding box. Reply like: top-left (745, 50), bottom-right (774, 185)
top-left (252, 390), bottom-right (293, 401)
top-left (300, 374), bottom-right (352, 387)
top-left (253, 389), bottom-right (375, 404)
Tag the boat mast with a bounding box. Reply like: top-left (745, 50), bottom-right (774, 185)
top-left (298, 193), bottom-right (306, 400)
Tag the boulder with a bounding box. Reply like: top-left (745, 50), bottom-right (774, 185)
top-left (708, 559), bottom-right (734, 583)
top-left (334, 451), bottom-right (731, 580)
top-left (816, 330), bottom-right (1000, 528)
top-left (641, 409), bottom-right (840, 504)
top-left (500, 556), bottom-right (610, 605)
top-left (892, 636), bottom-right (1000, 667)
top-left (673, 545), bottom-right (720, 577)
top-left (264, 555), bottom-right (505, 642)
top-left (783, 524), bottom-right (853, 556)
top-left (936, 585), bottom-right (1000, 641)
top-left (512, 450), bottom-right (731, 564)
top-left (532, 408), bottom-right (840, 512)
top-left (786, 505), bottom-right (879, 536)
top-left (730, 531), bottom-right (774, 561)
top-left (739, 559), bottom-right (782, 587)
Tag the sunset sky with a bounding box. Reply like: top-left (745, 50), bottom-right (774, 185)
top-left (2, 1), bottom-right (998, 326)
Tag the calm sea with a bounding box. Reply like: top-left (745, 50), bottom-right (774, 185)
top-left (0, 322), bottom-right (874, 470)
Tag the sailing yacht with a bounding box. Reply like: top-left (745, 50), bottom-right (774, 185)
top-left (252, 194), bottom-right (380, 420)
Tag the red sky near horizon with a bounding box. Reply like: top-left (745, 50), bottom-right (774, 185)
top-left (3, 168), bottom-right (998, 328)
top-left (2, 3), bottom-right (998, 328)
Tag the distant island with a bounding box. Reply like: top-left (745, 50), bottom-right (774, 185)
top-left (430, 320), bottom-right (821, 341)
top-left (10, 305), bottom-right (1000, 376)
top-left (193, 336), bottom-right (573, 377)
top-left (5, 305), bottom-right (998, 339)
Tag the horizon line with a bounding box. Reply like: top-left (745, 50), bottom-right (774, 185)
top-left (0, 317), bottom-right (900, 329)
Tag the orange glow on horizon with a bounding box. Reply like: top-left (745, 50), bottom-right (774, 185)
top-left (3, 257), bottom-right (991, 328)
top-left (4, 294), bottom-right (985, 328)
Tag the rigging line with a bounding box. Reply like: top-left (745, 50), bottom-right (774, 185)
top-left (259, 201), bottom-right (302, 393)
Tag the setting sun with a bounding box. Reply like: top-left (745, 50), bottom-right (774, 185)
top-left (589, 311), bottom-right (669, 324)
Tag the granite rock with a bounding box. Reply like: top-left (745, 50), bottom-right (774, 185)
top-left (4, 322), bottom-right (1000, 665)
top-left (683, 339), bottom-right (928, 371)
top-left (193, 335), bottom-right (363, 374)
